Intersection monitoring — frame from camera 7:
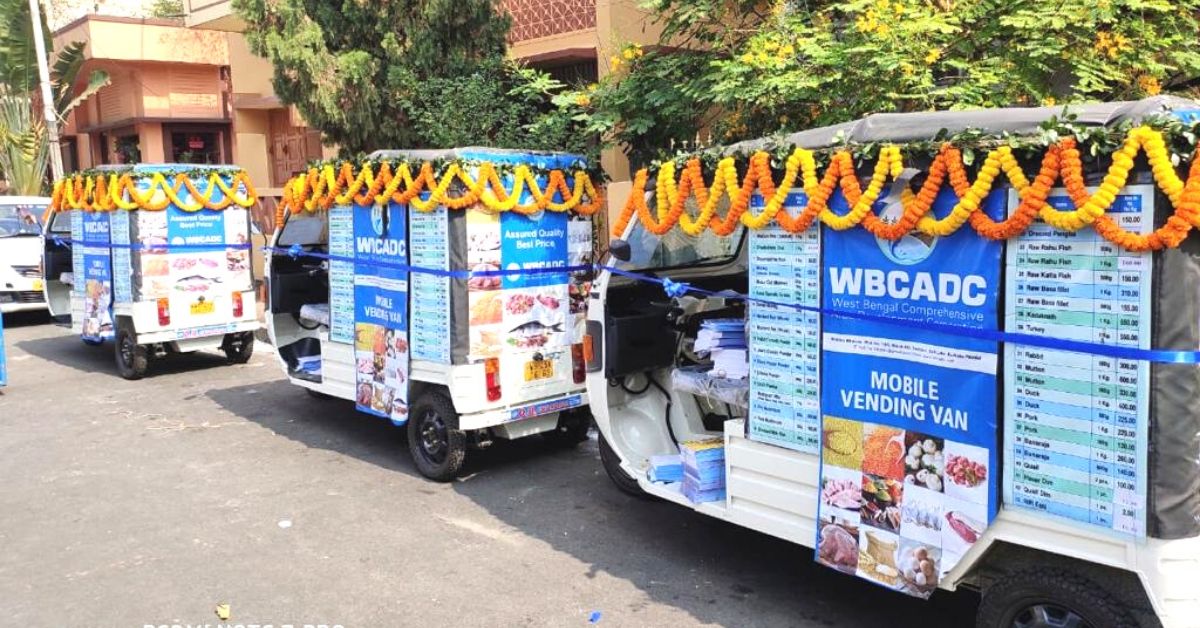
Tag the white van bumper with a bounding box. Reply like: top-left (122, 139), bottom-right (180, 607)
top-left (0, 290), bottom-right (47, 313)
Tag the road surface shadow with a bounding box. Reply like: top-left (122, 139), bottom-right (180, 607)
top-left (15, 332), bottom-right (245, 379)
top-left (1, 310), bottom-right (53, 328)
top-left (206, 379), bottom-right (592, 480)
top-left (206, 378), bottom-right (979, 627)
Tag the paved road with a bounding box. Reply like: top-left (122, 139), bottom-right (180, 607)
top-left (0, 313), bottom-right (979, 627)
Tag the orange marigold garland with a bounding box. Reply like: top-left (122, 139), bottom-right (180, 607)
top-left (608, 125), bottom-right (1200, 253)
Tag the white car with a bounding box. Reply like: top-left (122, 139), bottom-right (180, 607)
top-left (0, 196), bottom-right (50, 314)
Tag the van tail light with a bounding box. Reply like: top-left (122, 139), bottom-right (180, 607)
top-left (571, 343), bottom-right (586, 384)
top-left (232, 291), bottom-right (244, 318)
top-left (156, 298), bottom-right (170, 326)
top-left (484, 357), bottom-right (502, 402)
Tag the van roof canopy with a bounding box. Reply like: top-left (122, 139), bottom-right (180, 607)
top-left (725, 96), bottom-right (1200, 155)
top-left (366, 147), bottom-right (588, 171)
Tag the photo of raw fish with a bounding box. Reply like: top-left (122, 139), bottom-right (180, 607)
top-left (508, 320), bottom-right (562, 349)
top-left (173, 275), bottom-right (220, 292)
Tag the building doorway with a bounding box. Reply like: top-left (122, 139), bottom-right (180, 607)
top-left (164, 124), bottom-right (232, 165)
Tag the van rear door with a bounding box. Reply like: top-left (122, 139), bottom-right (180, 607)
top-left (42, 207), bottom-right (74, 324)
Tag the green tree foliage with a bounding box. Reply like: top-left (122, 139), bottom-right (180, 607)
top-left (566, 0), bottom-right (1200, 163)
top-left (233, 0), bottom-right (591, 156)
top-left (0, 88), bottom-right (49, 195)
top-left (150, 0), bottom-right (186, 19)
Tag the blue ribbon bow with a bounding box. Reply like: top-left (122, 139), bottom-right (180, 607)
top-left (662, 277), bottom-right (692, 298)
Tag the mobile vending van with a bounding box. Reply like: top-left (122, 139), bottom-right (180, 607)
top-left (43, 165), bottom-right (260, 379)
top-left (268, 148), bottom-right (598, 480)
top-left (0, 196), bottom-right (50, 314)
top-left (588, 98), bottom-right (1200, 627)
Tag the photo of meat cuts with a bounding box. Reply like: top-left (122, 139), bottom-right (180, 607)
top-left (817, 517), bottom-right (859, 575)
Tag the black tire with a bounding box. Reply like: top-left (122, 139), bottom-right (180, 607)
top-left (598, 429), bottom-right (648, 498)
top-left (407, 391), bottom-right (466, 482)
top-left (221, 331), bottom-right (255, 364)
top-left (544, 408), bottom-right (592, 448)
top-left (114, 321), bottom-right (149, 380)
top-left (976, 567), bottom-right (1137, 628)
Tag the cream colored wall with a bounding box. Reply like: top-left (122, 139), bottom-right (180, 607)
top-left (509, 29), bottom-right (598, 62)
top-left (138, 64), bottom-right (224, 118)
top-left (233, 109), bottom-right (271, 187)
top-left (76, 134), bottom-right (95, 169)
top-left (227, 33), bottom-right (275, 97)
top-left (137, 122), bottom-right (165, 162)
top-left (54, 18), bottom-right (230, 66)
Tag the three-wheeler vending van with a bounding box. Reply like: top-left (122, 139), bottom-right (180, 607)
top-left (42, 164), bottom-right (260, 379)
top-left (587, 97), bottom-right (1200, 627)
top-left (267, 148), bottom-right (596, 481)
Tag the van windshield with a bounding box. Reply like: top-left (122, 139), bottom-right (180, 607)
top-left (616, 218), bottom-right (744, 271)
top-left (0, 204), bottom-right (44, 237)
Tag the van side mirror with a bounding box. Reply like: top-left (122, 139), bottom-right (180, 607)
top-left (608, 239), bottom-right (631, 262)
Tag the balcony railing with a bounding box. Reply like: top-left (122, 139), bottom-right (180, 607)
top-left (503, 0), bottom-right (596, 42)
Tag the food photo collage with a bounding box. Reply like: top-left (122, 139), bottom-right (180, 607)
top-left (816, 416), bottom-right (990, 598)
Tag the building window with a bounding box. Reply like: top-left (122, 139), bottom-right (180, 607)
top-left (115, 135), bottom-right (141, 164)
top-left (170, 131), bottom-right (220, 164)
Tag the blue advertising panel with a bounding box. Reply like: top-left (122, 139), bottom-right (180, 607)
top-left (815, 187), bottom-right (1002, 598)
top-left (353, 201), bottom-right (410, 425)
top-left (81, 211), bottom-right (114, 342)
top-left (499, 210), bottom-right (568, 289)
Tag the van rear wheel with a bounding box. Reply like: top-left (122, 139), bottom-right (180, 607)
top-left (976, 567), bottom-right (1136, 628)
top-left (544, 408), bottom-right (592, 448)
top-left (222, 332), bottom-right (255, 364)
top-left (598, 430), bottom-right (648, 498)
top-left (407, 391), bottom-right (466, 482)
top-left (114, 322), bottom-right (148, 380)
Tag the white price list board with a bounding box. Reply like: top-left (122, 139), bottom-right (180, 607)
top-left (747, 190), bottom-right (821, 453)
top-left (409, 207), bottom-right (451, 363)
top-left (327, 205), bottom-right (355, 344)
top-left (109, 210), bottom-right (132, 304)
top-left (1003, 185), bottom-right (1152, 537)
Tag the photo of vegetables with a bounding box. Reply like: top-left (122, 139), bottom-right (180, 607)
top-left (903, 432), bottom-right (945, 492)
top-left (861, 474), bottom-right (903, 533)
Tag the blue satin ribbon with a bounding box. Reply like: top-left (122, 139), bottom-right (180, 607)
top-left (598, 264), bottom-right (1200, 365)
top-left (51, 235), bottom-right (250, 252)
top-left (261, 246), bottom-right (592, 279)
